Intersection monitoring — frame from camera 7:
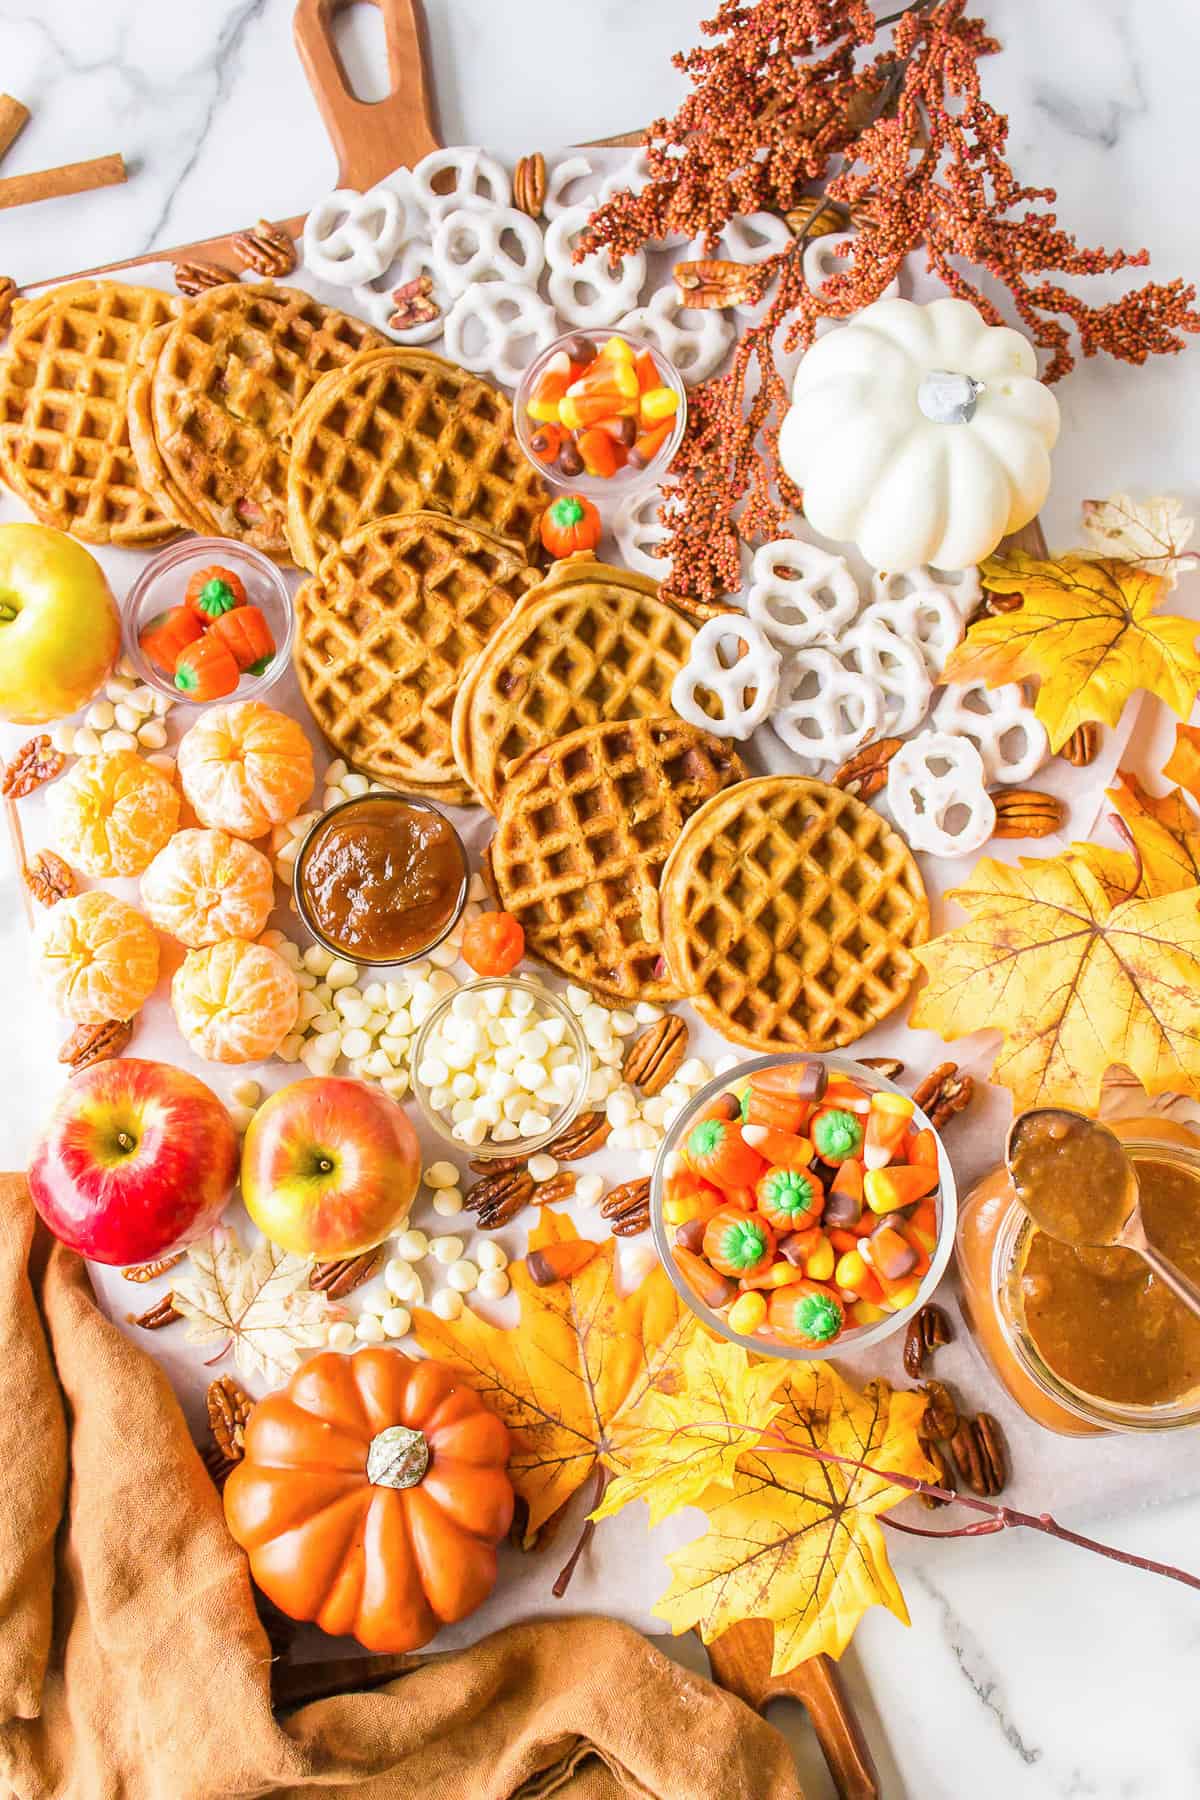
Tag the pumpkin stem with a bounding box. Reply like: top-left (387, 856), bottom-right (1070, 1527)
top-left (366, 1425), bottom-right (429, 1489)
top-left (917, 370), bottom-right (984, 425)
top-left (551, 1463), bottom-right (610, 1598)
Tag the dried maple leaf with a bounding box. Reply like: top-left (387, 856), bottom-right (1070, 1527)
top-left (590, 1335), bottom-right (788, 1528)
top-left (413, 1211), bottom-right (695, 1545)
top-left (946, 553), bottom-right (1200, 752)
top-left (171, 1228), bottom-right (330, 1387)
top-left (1081, 494), bottom-right (1198, 589)
top-left (653, 1367), bottom-right (930, 1673)
top-left (912, 849), bottom-right (1200, 1111)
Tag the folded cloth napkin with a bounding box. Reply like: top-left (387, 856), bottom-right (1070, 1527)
top-left (0, 1176), bottom-right (802, 1799)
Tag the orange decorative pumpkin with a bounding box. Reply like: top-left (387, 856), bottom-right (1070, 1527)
top-left (540, 493), bottom-right (602, 558)
top-left (223, 1348), bottom-right (513, 1651)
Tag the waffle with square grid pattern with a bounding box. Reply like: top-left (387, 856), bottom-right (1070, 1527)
top-left (486, 715), bottom-right (745, 1002)
top-left (659, 774), bottom-right (930, 1051)
top-left (0, 281), bottom-right (179, 545)
top-left (127, 282), bottom-right (383, 560)
top-left (284, 344), bottom-right (546, 572)
top-left (293, 510), bottom-right (539, 801)
top-left (451, 557), bottom-right (698, 811)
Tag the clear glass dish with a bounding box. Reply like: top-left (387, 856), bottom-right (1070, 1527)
top-left (513, 328), bottom-right (687, 497)
top-left (123, 535), bottom-right (294, 707)
top-left (410, 976), bottom-right (592, 1161)
top-left (650, 1052), bottom-right (958, 1361)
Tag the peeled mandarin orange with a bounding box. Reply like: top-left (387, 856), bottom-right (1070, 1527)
top-left (48, 751), bottom-right (180, 878)
top-left (171, 937), bottom-right (299, 1063)
top-left (177, 701), bottom-right (315, 840)
top-left (140, 828), bottom-right (276, 948)
top-left (36, 891), bottom-right (160, 1023)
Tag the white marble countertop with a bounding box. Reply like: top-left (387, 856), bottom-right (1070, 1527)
top-left (1, 2), bottom-right (1198, 1794)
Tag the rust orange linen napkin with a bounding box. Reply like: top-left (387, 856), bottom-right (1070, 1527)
top-left (0, 1175), bottom-right (802, 1799)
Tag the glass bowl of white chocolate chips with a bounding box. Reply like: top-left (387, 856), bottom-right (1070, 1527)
top-left (410, 977), bottom-right (592, 1160)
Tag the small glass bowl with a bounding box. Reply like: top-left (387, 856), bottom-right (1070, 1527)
top-left (410, 977), bottom-right (591, 1161)
top-left (123, 536), bottom-right (294, 706)
top-left (293, 791), bottom-right (469, 968)
top-left (650, 1053), bottom-right (958, 1361)
top-left (513, 329), bottom-right (687, 497)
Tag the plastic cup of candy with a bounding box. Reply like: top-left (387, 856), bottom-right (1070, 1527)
top-left (514, 329), bottom-right (686, 496)
top-left (124, 537), bottom-right (293, 708)
top-left (650, 1053), bottom-right (957, 1360)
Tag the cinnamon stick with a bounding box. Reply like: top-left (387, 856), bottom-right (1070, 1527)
top-left (0, 96), bottom-right (30, 165)
top-left (0, 152), bottom-right (126, 213)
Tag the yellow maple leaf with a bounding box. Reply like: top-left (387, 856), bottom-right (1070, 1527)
top-left (654, 1367), bottom-right (930, 1672)
top-left (590, 1335), bottom-right (788, 1528)
top-left (944, 552), bottom-right (1200, 751)
top-left (1109, 772), bottom-right (1200, 898)
top-left (412, 1211), bottom-right (696, 1544)
top-left (912, 848), bottom-right (1200, 1111)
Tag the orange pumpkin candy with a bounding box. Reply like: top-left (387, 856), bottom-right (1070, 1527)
top-left (223, 1347), bottom-right (513, 1652)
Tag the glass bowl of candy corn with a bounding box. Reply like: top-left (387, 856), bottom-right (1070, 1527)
top-left (650, 1053), bottom-right (958, 1359)
top-left (514, 329), bottom-right (687, 494)
top-left (123, 536), bottom-right (293, 708)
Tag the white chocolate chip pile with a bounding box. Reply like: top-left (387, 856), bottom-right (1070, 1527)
top-left (49, 654), bottom-right (175, 771)
top-left (414, 981), bottom-right (587, 1150)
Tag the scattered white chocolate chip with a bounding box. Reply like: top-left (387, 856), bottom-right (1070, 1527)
top-left (446, 1258), bottom-right (478, 1293)
top-left (395, 1229), bottom-right (429, 1261)
top-left (431, 1289), bottom-right (463, 1322)
top-left (476, 1241), bottom-right (508, 1272)
top-left (231, 1079), bottom-right (261, 1108)
top-left (354, 1312), bottom-right (386, 1342)
top-left (326, 1320), bottom-right (356, 1350)
top-left (424, 1161), bottom-right (460, 1189)
top-left (326, 959), bottom-right (359, 990)
top-left (576, 1173), bottom-right (604, 1206)
top-left (73, 727), bottom-right (102, 756)
top-left (382, 1305), bottom-right (412, 1338)
top-left (432, 1188), bottom-right (463, 1217)
top-left (431, 1235), bottom-right (464, 1265)
top-left (50, 723), bottom-right (77, 754)
top-left (100, 729), bottom-right (137, 753)
top-left (228, 1103), bottom-right (256, 1134)
top-left (527, 1153), bottom-right (558, 1183)
top-left (476, 1269), bottom-right (510, 1301)
top-left (85, 700), bottom-right (115, 731)
top-left (634, 1002), bottom-right (663, 1024)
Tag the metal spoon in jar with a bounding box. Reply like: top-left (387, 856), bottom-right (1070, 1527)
top-left (1005, 1107), bottom-right (1200, 1321)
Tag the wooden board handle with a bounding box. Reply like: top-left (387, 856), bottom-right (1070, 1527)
top-left (707, 1621), bottom-right (879, 1800)
top-left (293, 0), bottom-right (440, 191)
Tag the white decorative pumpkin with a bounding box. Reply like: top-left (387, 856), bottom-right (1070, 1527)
top-left (778, 296), bottom-right (1060, 570)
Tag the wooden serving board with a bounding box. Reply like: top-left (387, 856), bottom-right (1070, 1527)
top-left (22, 0), bottom-right (877, 1792)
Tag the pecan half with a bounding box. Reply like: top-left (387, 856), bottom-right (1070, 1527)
top-left (623, 1016), bottom-right (688, 1095)
top-left (920, 1378), bottom-right (960, 1442)
top-left (208, 1374), bottom-right (253, 1463)
top-left (121, 1253), bottom-right (184, 1283)
top-left (674, 257), bottom-right (764, 310)
top-left (175, 258), bottom-right (237, 295)
top-left (60, 1018), bottom-right (134, 1073)
top-left (466, 1168), bottom-right (535, 1230)
top-left (388, 274), bottom-right (439, 332)
top-left (911, 1061), bottom-right (974, 1132)
top-left (991, 788), bottom-right (1065, 839)
top-left (127, 1294), bottom-right (180, 1329)
top-left (532, 1171), bottom-right (577, 1207)
top-left (1060, 722), bottom-right (1099, 767)
top-left (832, 736), bottom-right (903, 801)
top-left (231, 218), bottom-right (296, 276)
top-left (784, 197), bottom-right (847, 239)
top-left (512, 151), bottom-right (547, 219)
top-left (24, 849), bottom-right (76, 906)
top-left (0, 275), bottom-right (16, 333)
top-left (2, 734), bottom-right (65, 799)
top-left (468, 1151), bottom-right (528, 1177)
top-left (309, 1247), bottom-right (383, 1297)
top-left (949, 1412), bottom-right (1007, 1496)
top-left (601, 1176), bottom-right (651, 1237)
top-left (859, 1055), bottom-right (904, 1081)
top-left (903, 1302), bottom-right (953, 1380)
top-left (917, 1437), bottom-right (955, 1509)
top-left (543, 1110), bottom-right (611, 1162)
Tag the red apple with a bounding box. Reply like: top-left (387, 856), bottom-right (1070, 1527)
top-left (27, 1058), bottom-right (238, 1265)
top-left (242, 1078), bottom-right (420, 1257)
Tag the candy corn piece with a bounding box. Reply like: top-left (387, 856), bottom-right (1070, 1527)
top-left (864, 1091), bottom-right (916, 1169)
top-left (639, 383), bottom-right (680, 423)
top-left (673, 1244), bottom-right (735, 1310)
top-left (634, 349), bottom-right (659, 391)
top-left (629, 421), bottom-right (673, 468)
top-left (727, 1290), bottom-right (768, 1335)
top-left (864, 1162), bottom-right (939, 1214)
top-left (905, 1198), bottom-right (939, 1255)
top-left (823, 1156), bottom-right (864, 1228)
top-left (909, 1126), bottom-right (939, 1170)
top-left (526, 1240), bottom-right (599, 1286)
top-left (803, 1235), bottom-right (835, 1282)
top-left (738, 1260), bottom-right (800, 1291)
top-left (742, 1123), bottom-right (814, 1170)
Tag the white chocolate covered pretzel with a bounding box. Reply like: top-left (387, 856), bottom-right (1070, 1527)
top-left (411, 146), bottom-right (511, 223)
top-left (770, 645), bottom-right (884, 764)
top-left (617, 287), bottom-right (732, 384)
top-left (545, 207), bottom-right (646, 328)
top-left (303, 186), bottom-right (407, 287)
top-left (746, 539), bottom-right (860, 648)
top-left (432, 205), bottom-right (545, 296)
top-left (803, 231), bottom-right (901, 307)
top-left (838, 619), bottom-right (932, 737)
top-left (353, 239), bottom-right (447, 345)
top-left (614, 486), bottom-right (674, 580)
top-left (671, 615), bottom-right (781, 741)
top-left (442, 283), bottom-right (558, 387)
top-left (870, 564), bottom-right (982, 622)
top-left (599, 148), bottom-right (689, 247)
top-left (857, 588), bottom-right (964, 677)
top-left (886, 731), bottom-right (996, 858)
top-left (544, 155), bottom-right (600, 219)
top-left (932, 680), bottom-right (1048, 785)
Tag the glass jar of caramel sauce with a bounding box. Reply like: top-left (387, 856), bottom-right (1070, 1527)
top-left (957, 1116), bottom-right (1200, 1435)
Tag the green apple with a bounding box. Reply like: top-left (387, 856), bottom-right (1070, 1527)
top-left (0, 523), bottom-right (121, 724)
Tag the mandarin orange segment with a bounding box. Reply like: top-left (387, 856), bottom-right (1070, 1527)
top-left (171, 937), bottom-right (299, 1063)
top-left (35, 890), bottom-right (160, 1024)
top-left (48, 751), bottom-right (180, 878)
top-left (177, 700), bottom-right (315, 840)
top-left (140, 828), bottom-right (275, 948)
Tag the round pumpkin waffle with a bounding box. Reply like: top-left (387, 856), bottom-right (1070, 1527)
top-left (284, 345), bottom-right (547, 573)
top-left (451, 558), bottom-right (698, 812)
top-left (486, 715), bottom-right (745, 1003)
top-left (659, 774), bottom-right (930, 1052)
top-left (127, 282), bottom-right (383, 560)
top-left (0, 280), bottom-right (179, 545)
top-left (294, 511), bottom-right (540, 801)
